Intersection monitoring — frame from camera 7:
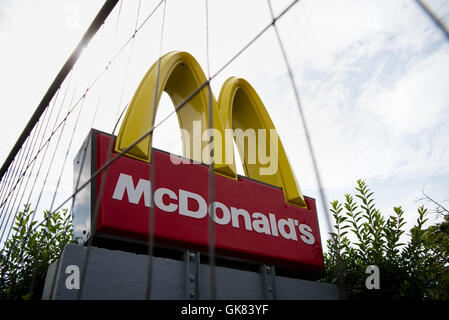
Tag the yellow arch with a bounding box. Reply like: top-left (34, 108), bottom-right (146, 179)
top-left (115, 51), bottom-right (236, 178)
top-left (218, 77), bottom-right (306, 208)
top-left (115, 51), bottom-right (306, 208)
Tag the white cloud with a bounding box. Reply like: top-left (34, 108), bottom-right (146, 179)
top-left (359, 47), bottom-right (449, 135)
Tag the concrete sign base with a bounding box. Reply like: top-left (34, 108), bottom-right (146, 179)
top-left (42, 244), bottom-right (338, 300)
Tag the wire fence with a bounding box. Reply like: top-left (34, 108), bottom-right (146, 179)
top-left (0, 0), bottom-right (447, 300)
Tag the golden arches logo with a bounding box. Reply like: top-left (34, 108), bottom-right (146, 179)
top-left (115, 51), bottom-right (306, 208)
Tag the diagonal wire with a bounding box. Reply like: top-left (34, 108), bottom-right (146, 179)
top-left (0, 75), bottom-right (66, 244)
top-left (28, 63), bottom-right (96, 297)
top-left (0, 0), bottom-right (165, 200)
top-left (28, 71), bottom-right (81, 226)
top-left (113, 0), bottom-right (141, 128)
top-left (0, 72), bottom-right (82, 213)
top-left (0, 135), bottom-right (30, 214)
top-left (77, 0), bottom-right (146, 300)
top-left (1, 86), bottom-right (62, 247)
top-left (0, 163), bottom-right (14, 208)
top-left (266, 0), bottom-right (344, 297)
top-left (50, 3), bottom-right (125, 298)
top-left (0, 90), bottom-right (57, 250)
top-left (0, 134), bottom-right (35, 244)
top-left (146, 0), bottom-right (166, 301)
top-left (0, 163), bottom-right (14, 233)
top-left (1, 80), bottom-right (58, 243)
top-left (0, 0), bottom-right (128, 207)
top-left (415, 0), bottom-right (449, 41)
top-left (13, 0), bottom-right (163, 249)
top-left (20, 70), bottom-right (81, 294)
top-left (0, 70), bottom-right (74, 293)
top-left (10, 84), bottom-right (63, 230)
top-left (0, 165), bottom-right (12, 200)
top-left (0, 105), bottom-right (47, 246)
top-left (0, 138), bottom-right (30, 232)
top-left (0, 149), bottom-right (23, 210)
top-left (205, 0), bottom-right (216, 300)
top-left (0, 0), bottom-right (163, 210)
top-left (27, 99), bottom-right (83, 294)
top-left (0, 0), bottom-right (119, 186)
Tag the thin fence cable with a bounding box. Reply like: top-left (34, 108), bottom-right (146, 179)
top-left (0, 0), bottom-right (120, 185)
top-left (15, 69), bottom-right (77, 244)
top-left (50, 9), bottom-right (125, 297)
top-left (0, 164), bottom-right (13, 230)
top-left (0, 165), bottom-right (12, 200)
top-left (77, 0), bottom-right (145, 300)
top-left (28, 64), bottom-right (96, 297)
top-left (48, 83), bottom-right (92, 215)
top-left (0, 0), bottom-right (152, 188)
top-left (112, 0), bottom-right (124, 53)
top-left (1, 70), bottom-right (75, 295)
top-left (0, 138), bottom-right (29, 214)
top-left (114, 0), bottom-right (141, 128)
top-left (0, 139), bottom-right (30, 232)
top-left (29, 72), bottom-right (81, 226)
top-left (0, 164), bottom-right (14, 206)
top-left (1, 86), bottom-right (62, 251)
top-left (0, 139), bottom-right (28, 209)
top-left (266, 0), bottom-right (345, 297)
top-left (1, 106), bottom-right (51, 248)
top-left (0, 0), bottom-right (167, 207)
top-left (91, 1), bottom-right (123, 129)
top-left (0, 126), bottom-right (37, 242)
top-left (9, 85), bottom-right (63, 235)
top-left (0, 72), bottom-right (77, 214)
top-left (0, 144), bottom-right (31, 223)
top-left (205, 0), bottom-right (216, 300)
top-left (0, 107), bottom-right (48, 245)
top-left (415, 0), bottom-right (449, 40)
top-left (14, 0), bottom-right (166, 248)
top-left (7, 103), bottom-right (51, 220)
top-left (146, 0), bottom-right (166, 301)
top-left (0, 77), bottom-right (65, 243)
top-left (267, 0), bottom-right (332, 245)
top-left (85, 2), bottom-right (124, 187)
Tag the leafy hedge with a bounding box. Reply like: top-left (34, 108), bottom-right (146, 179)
top-left (323, 180), bottom-right (449, 299)
top-left (0, 205), bottom-right (73, 300)
top-left (1, 180), bottom-right (448, 300)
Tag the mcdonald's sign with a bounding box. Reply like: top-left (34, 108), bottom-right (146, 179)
top-left (73, 52), bottom-right (324, 276)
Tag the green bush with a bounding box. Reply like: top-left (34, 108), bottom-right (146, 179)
top-left (323, 180), bottom-right (449, 299)
top-left (0, 204), bottom-right (74, 300)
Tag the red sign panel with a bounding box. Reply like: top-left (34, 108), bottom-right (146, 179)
top-left (95, 133), bottom-right (324, 275)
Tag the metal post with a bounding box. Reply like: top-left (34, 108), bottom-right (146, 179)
top-left (0, 0), bottom-right (119, 182)
top-left (184, 250), bottom-right (200, 300)
top-left (260, 264), bottom-right (277, 300)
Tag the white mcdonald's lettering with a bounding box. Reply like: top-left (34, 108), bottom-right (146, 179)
top-left (179, 189), bottom-right (207, 219)
top-left (112, 173), bottom-right (315, 245)
top-left (112, 173), bottom-right (151, 207)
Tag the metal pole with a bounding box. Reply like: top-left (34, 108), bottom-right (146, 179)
top-left (0, 0), bottom-right (119, 182)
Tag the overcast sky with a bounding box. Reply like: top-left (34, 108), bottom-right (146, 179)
top-left (0, 0), bottom-right (448, 245)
